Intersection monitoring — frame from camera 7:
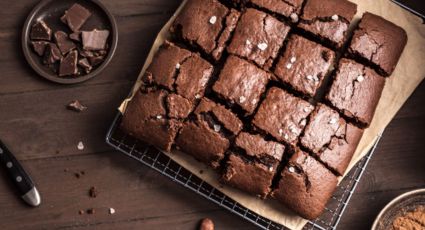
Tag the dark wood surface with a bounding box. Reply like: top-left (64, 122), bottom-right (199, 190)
top-left (0, 0), bottom-right (424, 229)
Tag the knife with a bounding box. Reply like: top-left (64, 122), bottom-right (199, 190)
top-left (0, 139), bottom-right (41, 207)
top-left (391, 0), bottom-right (425, 20)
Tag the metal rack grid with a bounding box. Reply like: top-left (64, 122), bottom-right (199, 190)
top-left (106, 113), bottom-right (380, 230)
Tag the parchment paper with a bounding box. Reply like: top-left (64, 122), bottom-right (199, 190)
top-left (118, 0), bottom-right (425, 229)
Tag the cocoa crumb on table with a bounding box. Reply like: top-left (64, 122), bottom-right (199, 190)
top-left (89, 186), bottom-right (98, 198)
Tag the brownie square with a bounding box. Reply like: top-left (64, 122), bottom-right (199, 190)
top-left (274, 35), bottom-right (336, 98)
top-left (249, 0), bottom-right (304, 22)
top-left (326, 59), bottom-right (385, 127)
top-left (120, 87), bottom-right (181, 152)
top-left (222, 132), bottom-right (285, 198)
top-left (300, 104), bottom-right (363, 175)
top-left (348, 12), bottom-right (407, 76)
top-left (176, 98), bottom-right (243, 168)
top-left (298, 0), bottom-right (357, 49)
top-left (227, 8), bottom-right (290, 69)
top-left (143, 41), bottom-right (214, 102)
top-left (253, 87), bottom-right (314, 146)
top-left (272, 149), bottom-right (338, 220)
top-left (170, 0), bottom-right (240, 61)
top-left (213, 55), bottom-right (270, 114)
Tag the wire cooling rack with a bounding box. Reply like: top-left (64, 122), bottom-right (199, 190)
top-left (106, 113), bottom-right (381, 230)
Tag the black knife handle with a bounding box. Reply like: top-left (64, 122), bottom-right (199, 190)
top-left (0, 140), bottom-right (34, 196)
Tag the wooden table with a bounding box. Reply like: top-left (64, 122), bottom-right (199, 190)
top-left (0, 0), bottom-right (424, 229)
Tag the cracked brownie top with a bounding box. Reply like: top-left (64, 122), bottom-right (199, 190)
top-left (348, 12), bottom-right (408, 76)
top-left (298, 0), bottom-right (357, 49)
top-left (249, 0), bottom-right (305, 21)
top-left (326, 58), bottom-right (386, 127)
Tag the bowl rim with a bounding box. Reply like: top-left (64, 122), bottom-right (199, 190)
top-left (21, 0), bottom-right (118, 84)
top-left (371, 188), bottom-right (425, 230)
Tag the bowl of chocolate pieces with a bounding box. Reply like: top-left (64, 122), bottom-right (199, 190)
top-left (22, 0), bottom-right (118, 84)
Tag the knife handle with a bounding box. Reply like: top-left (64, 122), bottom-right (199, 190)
top-left (0, 140), bottom-right (34, 196)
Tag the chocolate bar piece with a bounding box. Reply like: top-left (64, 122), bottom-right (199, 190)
top-left (31, 41), bottom-right (49, 56)
top-left (30, 20), bottom-right (52, 41)
top-left (69, 32), bottom-right (81, 42)
top-left (61, 3), bottom-right (92, 32)
top-left (78, 58), bottom-right (92, 73)
top-left (54, 31), bottom-right (76, 55)
top-left (43, 43), bottom-right (62, 65)
top-left (88, 55), bottom-right (105, 66)
top-left (82, 29), bottom-right (109, 51)
top-left (59, 50), bottom-right (78, 76)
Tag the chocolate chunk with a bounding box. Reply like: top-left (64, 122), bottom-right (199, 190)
top-left (67, 100), bottom-right (87, 112)
top-left (88, 55), bottom-right (105, 66)
top-left (78, 58), bottom-right (92, 73)
top-left (69, 32), bottom-right (81, 42)
top-left (61, 3), bottom-right (92, 32)
top-left (30, 20), bottom-right (52, 40)
top-left (82, 29), bottom-right (110, 51)
top-left (79, 49), bottom-right (94, 58)
top-left (43, 43), bottom-right (62, 65)
top-left (31, 41), bottom-right (49, 56)
top-left (59, 50), bottom-right (78, 77)
top-left (54, 31), bottom-right (76, 55)
top-left (88, 186), bottom-right (98, 198)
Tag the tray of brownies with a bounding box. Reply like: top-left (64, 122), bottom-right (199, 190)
top-left (106, 0), bottom-right (425, 229)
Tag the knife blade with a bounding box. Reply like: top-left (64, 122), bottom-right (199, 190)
top-left (391, 0), bottom-right (425, 20)
top-left (0, 139), bottom-right (41, 207)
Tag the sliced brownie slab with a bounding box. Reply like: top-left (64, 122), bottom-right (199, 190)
top-left (222, 132), bottom-right (285, 198)
top-left (348, 12), bottom-right (407, 76)
top-left (170, 0), bottom-right (240, 61)
top-left (300, 104), bottom-right (364, 175)
top-left (272, 149), bottom-right (338, 220)
top-left (120, 87), bottom-right (181, 152)
top-left (253, 87), bottom-right (314, 146)
top-left (227, 8), bottom-right (290, 69)
top-left (298, 0), bottom-right (357, 49)
top-left (176, 98), bottom-right (243, 168)
top-left (213, 55), bottom-right (270, 115)
top-left (274, 35), bottom-right (335, 98)
top-left (326, 58), bottom-right (385, 127)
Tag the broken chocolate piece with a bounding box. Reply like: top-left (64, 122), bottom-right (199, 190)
top-left (82, 29), bottom-right (110, 51)
top-left (69, 32), bottom-right (81, 42)
top-left (78, 58), bottom-right (92, 73)
top-left (79, 50), bottom-right (94, 58)
top-left (54, 31), bottom-right (76, 55)
top-left (61, 3), bottom-right (92, 32)
top-left (30, 20), bottom-right (52, 40)
top-left (43, 43), bottom-right (62, 65)
top-left (67, 100), bottom-right (87, 112)
top-left (88, 55), bottom-right (105, 66)
top-left (59, 50), bottom-right (78, 77)
top-left (31, 41), bottom-right (49, 56)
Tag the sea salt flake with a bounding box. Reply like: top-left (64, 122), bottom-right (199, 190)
top-left (300, 119), bottom-right (307, 126)
top-left (278, 129), bottom-right (284, 135)
top-left (269, 166), bottom-right (274, 172)
top-left (284, 133), bottom-right (289, 140)
top-left (257, 43), bottom-right (268, 51)
top-left (209, 16), bottom-right (217, 24)
top-left (214, 124), bottom-right (221, 132)
top-left (195, 94), bottom-right (202, 99)
top-left (290, 57), bottom-right (296, 63)
top-left (239, 96), bottom-right (246, 103)
top-left (77, 141), bottom-right (84, 151)
top-left (251, 99), bottom-right (257, 105)
top-left (246, 40), bottom-right (251, 45)
top-left (290, 13), bottom-right (299, 23)
top-left (304, 106), bottom-right (312, 113)
top-left (288, 166), bottom-right (295, 173)
top-left (329, 118), bottom-right (338, 124)
top-left (175, 63), bottom-right (181, 69)
top-left (156, 115), bottom-right (163, 120)
top-left (356, 75), bottom-right (365, 82)
top-left (286, 63), bottom-right (292, 69)
top-left (306, 75), bottom-right (313, 81)
top-left (331, 14), bottom-right (339, 21)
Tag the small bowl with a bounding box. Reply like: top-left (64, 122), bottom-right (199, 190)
top-left (372, 188), bottom-right (425, 230)
top-left (22, 0), bottom-right (118, 84)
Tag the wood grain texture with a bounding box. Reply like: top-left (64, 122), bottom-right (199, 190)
top-left (0, 0), bottom-right (424, 229)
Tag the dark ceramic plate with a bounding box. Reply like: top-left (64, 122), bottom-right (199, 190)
top-left (22, 0), bottom-right (118, 84)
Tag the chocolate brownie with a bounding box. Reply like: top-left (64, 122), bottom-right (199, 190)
top-left (326, 59), bottom-right (385, 127)
top-left (253, 87), bottom-right (314, 146)
top-left (213, 55), bottom-right (269, 114)
top-left (143, 41), bottom-right (214, 102)
top-left (120, 87), bottom-right (181, 152)
top-left (227, 8), bottom-right (290, 69)
top-left (272, 149), bottom-right (338, 219)
top-left (249, 0), bottom-right (304, 22)
top-left (176, 98), bottom-right (243, 168)
top-left (300, 104), bottom-right (364, 175)
top-left (348, 12), bottom-right (408, 76)
top-left (298, 0), bottom-right (357, 49)
top-left (167, 94), bottom-right (193, 119)
top-left (222, 132), bottom-right (285, 198)
top-left (170, 0), bottom-right (240, 61)
top-left (274, 35), bottom-right (336, 98)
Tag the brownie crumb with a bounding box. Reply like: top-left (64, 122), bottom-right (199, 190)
top-left (78, 210), bottom-right (84, 215)
top-left (89, 186), bottom-right (98, 198)
top-left (199, 218), bottom-right (214, 230)
top-left (86, 208), bottom-right (95, 214)
top-left (67, 100), bottom-right (87, 112)
top-left (63, 168), bottom-right (69, 172)
top-left (74, 172), bottom-right (81, 178)
top-left (199, 170), bottom-right (204, 174)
